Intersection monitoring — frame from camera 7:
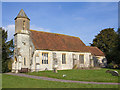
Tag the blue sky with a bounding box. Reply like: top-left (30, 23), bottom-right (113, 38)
top-left (2, 2), bottom-right (118, 46)
top-left (0, 1), bottom-right (1, 27)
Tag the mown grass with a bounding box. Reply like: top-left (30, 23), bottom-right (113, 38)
top-left (0, 74), bottom-right (2, 89)
top-left (2, 74), bottom-right (118, 88)
top-left (27, 68), bottom-right (120, 83)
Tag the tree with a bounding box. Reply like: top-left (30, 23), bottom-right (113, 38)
top-left (90, 28), bottom-right (117, 64)
top-left (110, 28), bottom-right (120, 65)
top-left (116, 28), bottom-right (120, 64)
top-left (8, 58), bottom-right (14, 71)
top-left (2, 28), bottom-right (14, 72)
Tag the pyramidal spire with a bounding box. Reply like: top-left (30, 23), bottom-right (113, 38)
top-left (15, 9), bottom-right (30, 20)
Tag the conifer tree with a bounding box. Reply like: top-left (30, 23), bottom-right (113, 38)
top-left (1, 28), bottom-right (14, 72)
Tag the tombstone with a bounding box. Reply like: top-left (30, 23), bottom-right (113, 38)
top-left (45, 68), bottom-right (48, 71)
top-left (63, 74), bottom-right (66, 77)
top-left (52, 52), bottom-right (58, 73)
top-left (106, 70), bottom-right (111, 73)
top-left (106, 70), bottom-right (119, 76)
top-left (53, 53), bottom-right (58, 73)
top-left (53, 65), bottom-right (58, 73)
top-left (111, 71), bottom-right (119, 76)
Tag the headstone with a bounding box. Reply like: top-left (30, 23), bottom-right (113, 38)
top-left (53, 64), bottom-right (58, 73)
top-left (45, 68), bottom-right (48, 71)
top-left (63, 74), bottom-right (66, 77)
top-left (106, 70), bottom-right (111, 73)
top-left (106, 70), bottom-right (119, 76)
top-left (111, 71), bottom-right (119, 76)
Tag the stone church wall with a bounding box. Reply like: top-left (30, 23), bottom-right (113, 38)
top-left (31, 50), bottom-right (91, 71)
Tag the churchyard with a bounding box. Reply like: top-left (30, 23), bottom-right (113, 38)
top-left (2, 68), bottom-right (120, 88)
top-left (27, 68), bottom-right (119, 83)
top-left (2, 74), bottom-right (118, 88)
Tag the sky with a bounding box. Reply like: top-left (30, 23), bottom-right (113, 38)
top-left (0, 1), bottom-right (1, 27)
top-left (2, 2), bottom-right (118, 46)
top-left (1, 0), bottom-right (120, 2)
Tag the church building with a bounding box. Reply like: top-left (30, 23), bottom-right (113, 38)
top-left (12, 9), bottom-right (107, 73)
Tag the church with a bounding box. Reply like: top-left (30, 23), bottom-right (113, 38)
top-left (12, 9), bottom-right (107, 73)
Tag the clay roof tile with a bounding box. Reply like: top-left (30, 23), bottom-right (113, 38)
top-left (87, 46), bottom-right (105, 56)
top-left (30, 30), bottom-right (90, 52)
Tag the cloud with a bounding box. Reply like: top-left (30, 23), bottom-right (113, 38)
top-left (30, 25), bottom-right (51, 32)
top-left (3, 24), bottom-right (15, 41)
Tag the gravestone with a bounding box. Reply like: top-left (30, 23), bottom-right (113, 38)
top-left (111, 71), bottom-right (119, 76)
top-left (106, 70), bottom-right (119, 76)
top-left (63, 74), bottom-right (66, 77)
top-left (53, 53), bottom-right (58, 73)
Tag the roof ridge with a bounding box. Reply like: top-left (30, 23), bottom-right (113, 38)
top-left (87, 46), bottom-right (98, 48)
top-left (30, 29), bottom-right (80, 39)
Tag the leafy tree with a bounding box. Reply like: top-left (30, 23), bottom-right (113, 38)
top-left (8, 58), bottom-right (14, 71)
top-left (110, 28), bottom-right (120, 65)
top-left (116, 28), bottom-right (120, 64)
top-left (90, 28), bottom-right (117, 64)
top-left (2, 28), bottom-right (14, 72)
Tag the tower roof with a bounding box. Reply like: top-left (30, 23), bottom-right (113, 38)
top-left (15, 9), bottom-right (30, 20)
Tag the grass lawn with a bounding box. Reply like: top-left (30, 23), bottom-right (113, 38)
top-left (27, 68), bottom-right (120, 83)
top-left (2, 74), bottom-right (118, 88)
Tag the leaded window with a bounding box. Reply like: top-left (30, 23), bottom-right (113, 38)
top-left (79, 55), bottom-right (84, 64)
top-left (24, 57), bottom-right (26, 65)
top-left (42, 53), bottom-right (48, 64)
top-left (62, 54), bottom-right (66, 64)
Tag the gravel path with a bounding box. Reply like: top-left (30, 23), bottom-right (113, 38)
top-left (5, 73), bottom-right (119, 85)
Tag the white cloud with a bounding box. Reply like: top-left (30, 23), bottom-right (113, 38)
top-left (3, 24), bottom-right (15, 41)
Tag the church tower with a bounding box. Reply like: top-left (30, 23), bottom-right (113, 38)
top-left (12, 9), bottom-right (30, 73)
top-left (15, 9), bottom-right (30, 33)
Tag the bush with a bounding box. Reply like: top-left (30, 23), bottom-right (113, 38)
top-left (107, 63), bottom-right (119, 69)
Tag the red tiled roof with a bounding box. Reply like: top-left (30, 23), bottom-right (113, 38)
top-left (30, 30), bottom-right (90, 52)
top-left (87, 46), bottom-right (105, 56)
